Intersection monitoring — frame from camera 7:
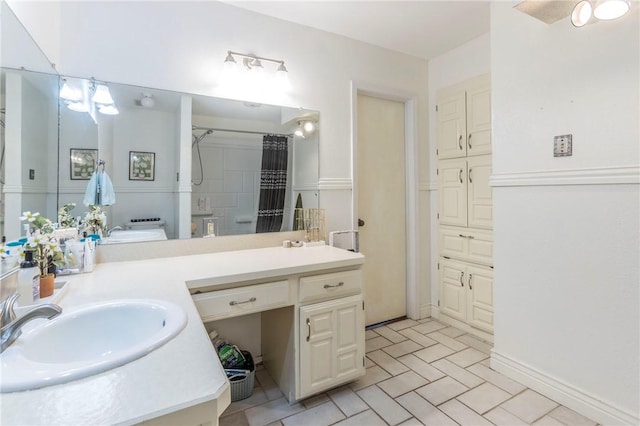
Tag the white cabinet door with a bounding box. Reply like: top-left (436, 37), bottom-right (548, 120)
top-left (439, 258), bottom-right (466, 322)
top-left (299, 295), bottom-right (364, 398)
top-left (440, 258), bottom-right (494, 333)
top-left (466, 84), bottom-right (492, 157)
top-left (466, 264), bottom-right (494, 333)
top-left (437, 92), bottom-right (466, 159)
top-left (438, 159), bottom-right (467, 227)
top-left (467, 155), bottom-right (493, 230)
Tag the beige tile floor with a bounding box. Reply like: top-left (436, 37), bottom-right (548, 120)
top-left (219, 318), bottom-right (599, 426)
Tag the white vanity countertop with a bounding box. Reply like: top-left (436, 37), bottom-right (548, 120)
top-left (0, 245), bottom-right (364, 426)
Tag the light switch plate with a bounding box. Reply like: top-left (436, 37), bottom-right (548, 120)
top-left (554, 134), bottom-right (572, 157)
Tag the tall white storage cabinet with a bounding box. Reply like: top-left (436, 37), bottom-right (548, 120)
top-left (436, 74), bottom-right (494, 337)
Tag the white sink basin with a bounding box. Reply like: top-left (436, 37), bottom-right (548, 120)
top-left (0, 299), bottom-right (187, 392)
top-left (102, 229), bottom-right (167, 244)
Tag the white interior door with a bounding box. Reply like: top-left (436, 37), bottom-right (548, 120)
top-left (357, 94), bottom-right (406, 326)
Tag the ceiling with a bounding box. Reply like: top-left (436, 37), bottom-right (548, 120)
top-left (223, 1), bottom-right (491, 61)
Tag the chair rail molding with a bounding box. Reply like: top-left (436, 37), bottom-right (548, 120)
top-left (490, 165), bottom-right (639, 187)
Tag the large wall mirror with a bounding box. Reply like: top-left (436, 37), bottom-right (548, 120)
top-left (1, 3), bottom-right (319, 244)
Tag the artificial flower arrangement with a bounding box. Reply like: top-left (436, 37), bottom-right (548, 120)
top-left (58, 202), bottom-right (77, 229)
top-left (81, 205), bottom-right (106, 236)
top-left (20, 211), bottom-right (65, 278)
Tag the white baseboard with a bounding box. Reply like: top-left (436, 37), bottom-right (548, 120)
top-left (491, 351), bottom-right (639, 426)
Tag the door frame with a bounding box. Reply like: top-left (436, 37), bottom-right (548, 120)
top-left (350, 81), bottom-right (420, 320)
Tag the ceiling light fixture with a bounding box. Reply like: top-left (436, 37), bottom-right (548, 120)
top-left (140, 93), bottom-right (155, 108)
top-left (571, 0), bottom-right (630, 27)
top-left (91, 82), bottom-right (115, 105)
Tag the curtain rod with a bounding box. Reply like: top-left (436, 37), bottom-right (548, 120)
top-left (192, 126), bottom-right (293, 138)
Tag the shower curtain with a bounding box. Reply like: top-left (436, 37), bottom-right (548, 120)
top-left (256, 134), bottom-right (288, 233)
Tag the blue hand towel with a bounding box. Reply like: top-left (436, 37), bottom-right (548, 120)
top-left (83, 172), bottom-right (99, 206)
top-left (100, 171), bottom-right (116, 206)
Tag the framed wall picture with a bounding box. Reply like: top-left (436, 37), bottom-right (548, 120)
top-left (129, 151), bottom-right (155, 181)
top-left (70, 148), bottom-right (98, 180)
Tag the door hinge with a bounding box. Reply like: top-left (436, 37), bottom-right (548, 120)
top-left (362, 300), bottom-right (365, 310)
top-left (363, 357), bottom-right (365, 367)
top-left (438, 299), bottom-right (440, 307)
top-left (176, 172), bottom-right (180, 182)
top-left (436, 105), bottom-right (438, 112)
top-left (436, 149), bottom-right (439, 156)
top-left (437, 213), bottom-right (440, 220)
top-left (437, 263), bottom-right (440, 270)
top-left (436, 169), bottom-right (439, 175)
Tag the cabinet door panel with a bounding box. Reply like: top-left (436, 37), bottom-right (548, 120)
top-left (299, 296), bottom-right (364, 398)
top-left (467, 265), bottom-right (494, 333)
top-left (438, 159), bottom-right (467, 227)
top-left (439, 259), bottom-right (466, 322)
top-left (467, 232), bottom-right (493, 266)
top-left (466, 85), bottom-right (491, 156)
top-left (437, 92), bottom-right (466, 159)
top-left (467, 155), bottom-right (492, 230)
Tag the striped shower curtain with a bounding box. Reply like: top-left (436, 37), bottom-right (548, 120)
top-left (256, 134), bottom-right (288, 233)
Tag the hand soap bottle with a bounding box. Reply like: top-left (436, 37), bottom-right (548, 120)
top-left (18, 250), bottom-right (40, 305)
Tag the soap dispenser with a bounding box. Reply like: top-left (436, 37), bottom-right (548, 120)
top-left (18, 250), bottom-right (40, 305)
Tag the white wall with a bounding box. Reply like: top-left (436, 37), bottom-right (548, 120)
top-left (490, 4), bottom-right (639, 425)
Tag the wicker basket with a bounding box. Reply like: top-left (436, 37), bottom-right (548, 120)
top-left (226, 351), bottom-right (255, 401)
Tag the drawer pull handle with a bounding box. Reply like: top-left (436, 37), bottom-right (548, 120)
top-left (306, 318), bottom-right (311, 342)
top-left (229, 297), bottom-right (256, 306)
top-left (458, 135), bottom-right (463, 150)
top-left (459, 169), bottom-right (463, 184)
top-left (324, 282), bottom-right (345, 289)
top-left (469, 274), bottom-right (473, 290)
top-left (460, 272), bottom-right (465, 287)
top-left (458, 234), bottom-right (475, 240)
top-left (468, 133), bottom-right (472, 149)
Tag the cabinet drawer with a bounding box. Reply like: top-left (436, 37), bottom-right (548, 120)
top-left (440, 227), bottom-right (493, 266)
top-left (193, 280), bottom-right (290, 321)
top-left (299, 270), bottom-right (362, 303)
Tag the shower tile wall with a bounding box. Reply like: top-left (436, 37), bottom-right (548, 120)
top-left (192, 140), bottom-right (261, 236)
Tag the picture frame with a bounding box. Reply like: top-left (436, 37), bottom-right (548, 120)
top-left (70, 148), bottom-right (98, 180)
top-left (129, 151), bottom-right (155, 181)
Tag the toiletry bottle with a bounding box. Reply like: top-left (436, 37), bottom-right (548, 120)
top-left (18, 250), bottom-right (40, 305)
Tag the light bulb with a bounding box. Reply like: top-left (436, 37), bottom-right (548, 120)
top-left (92, 84), bottom-right (114, 105)
top-left (303, 121), bottom-right (315, 133)
top-left (594, 0), bottom-right (630, 20)
top-left (294, 128), bottom-right (305, 138)
top-left (571, 0), bottom-right (593, 27)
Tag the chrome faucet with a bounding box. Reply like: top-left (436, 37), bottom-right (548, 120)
top-left (0, 292), bottom-right (62, 353)
top-left (106, 226), bottom-right (123, 237)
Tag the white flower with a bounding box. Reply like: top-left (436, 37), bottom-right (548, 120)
top-left (20, 211), bottom-right (40, 222)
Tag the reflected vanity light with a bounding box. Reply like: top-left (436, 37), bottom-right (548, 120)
top-left (295, 119), bottom-right (316, 139)
top-left (61, 77), bottom-right (119, 115)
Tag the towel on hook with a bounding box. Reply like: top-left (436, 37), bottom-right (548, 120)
top-left (100, 171), bottom-right (116, 206)
top-left (83, 172), bottom-right (99, 206)
top-left (83, 171), bottom-right (116, 206)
